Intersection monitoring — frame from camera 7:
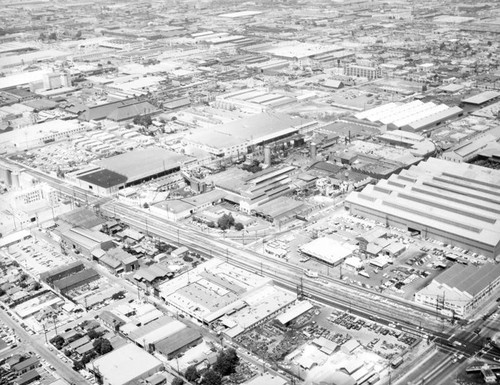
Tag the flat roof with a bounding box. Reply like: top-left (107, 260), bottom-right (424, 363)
top-left (155, 327), bottom-right (201, 356)
top-left (276, 301), bottom-right (313, 325)
top-left (255, 196), bottom-right (304, 219)
top-left (92, 343), bottom-right (163, 385)
top-left (78, 169), bottom-right (127, 188)
top-left (249, 41), bottom-right (343, 59)
top-left (218, 10), bottom-right (263, 18)
top-left (462, 91), bottom-right (500, 105)
top-left (185, 112), bottom-right (314, 150)
top-left (52, 268), bottom-right (99, 290)
top-left (300, 237), bottom-right (355, 265)
top-left (98, 147), bottom-right (191, 183)
top-left (128, 315), bottom-right (185, 345)
top-left (245, 373), bottom-right (288, 385)
top-left (58, 208), bottom-right (105, 229)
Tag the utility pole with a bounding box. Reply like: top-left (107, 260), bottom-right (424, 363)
top-left (42, 323), bottom-right (48, 344)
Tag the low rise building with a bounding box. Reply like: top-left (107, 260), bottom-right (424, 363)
top-left (415, 263), bottom-right (500, 318)
top-left (90, 343), bottom-right (163, 385)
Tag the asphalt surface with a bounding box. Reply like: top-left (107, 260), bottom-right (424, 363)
top-left (0, 307), bottom-right (89, 385)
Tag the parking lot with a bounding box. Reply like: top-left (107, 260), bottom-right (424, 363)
top-left (8, 238), bottom-right (77, 278)
top-left (234, 301), bottom-right (419, 381)
top-left (257, 208), bottom-right (490, 303)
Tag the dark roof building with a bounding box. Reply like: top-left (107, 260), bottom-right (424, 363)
top-left (52, 268), bottom-right (99, 293)
top-left (12, 357), bottom-right (39, 374)
top-left (14, 369), bottom-right (40, 385)
top-left (99, 310), bottom-right (127, 330)
top-left (58, 208), bottom-right (106, 229)
top-left (40, 261), bottom-right (85, 284)
top-left (154, 327), bottom-right (202, 359)
top-left (78, 98), bottom-right (159, 121)
top-left (77, 169), bottom-right (127, 195)
top-left (97, 147), bottom-right (191, 186)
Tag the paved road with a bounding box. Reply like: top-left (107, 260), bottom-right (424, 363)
top-left (0, 307), bottom-right (88, 385)
top-left (102, 201), bottom-right (450, 333)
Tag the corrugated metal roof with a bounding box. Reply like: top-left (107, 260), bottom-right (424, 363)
top-left (435, 263), bottom-right (500, 296)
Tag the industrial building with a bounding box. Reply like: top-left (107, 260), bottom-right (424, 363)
top-left (90, 343), bottom-right (163, 385)
top-left (345, 158), bottom-right (500, 258)
top-left (207, 165), bottom-right (298, 214)
top-left (157, 259), bottom-right (287, 332)
top-left (78, 98), bottom-right (159, 121)
top-left (40, 261), bottom-right (85, 284)
top-left (275, 301), bottom-right (314, 327)
top-left (414, 263), bottom-right (500, 318)
top-left (96, 147), bottom-right (191, 186)
top-left (59, 227), bottom-right (115, 258)
top-left (462, 91), bottom-right (500, 107)
top-left (299, 237), bottom-right (356, 266)
top-left (51, 268), bottom-right (100, 294)
top-left (184, 112), bottom-right (316, 157)
top-left (354, 101), bottom-right (463, 133)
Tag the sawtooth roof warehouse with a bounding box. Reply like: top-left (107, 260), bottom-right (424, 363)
top-left (345, 158), bottom-right (500, 259)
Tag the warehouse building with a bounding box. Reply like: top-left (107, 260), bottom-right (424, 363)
top-left (127, 315), bottom-right (202, 359)
top-left (462, 91), bottom-right (500, 108)
top-left (90, 343), bottom-right (163, 385)
top-left (95, 147), bottom-right (192, 187)
top-left (345, 158), bottom-right (500, 258)
top-left (415, 263), bottom-right (500, 318)
top-left (354, 101), bottom-right (463, 133)
top-left (207, 165), bottom-right (298, 214)
top-left (52, 268), bottom-right (100, 294)
top-left (299, 237), bottom-right (356, 266)
top-left (275, 301), bottom-right (314, 327)
top-left (60, 227), bottom-right (115, 258)
top-left (184, 112), bottom-right (316, 157)
top-left (40, 261), bottom-right (85, 284)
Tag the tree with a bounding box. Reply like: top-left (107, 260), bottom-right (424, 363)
top-left (213, 348), bottom-right (239, 376)
top-left (133, 115), bottom-right (152, 127)
top-left (217, 213), bottom-right (235, 230)
top-left (143, 202), bottom-right (149, 209)
top-left (32, 281), bottom-right (42, 291)
top-left (87, 329), bottom-right (103, 340)
top-left (234, 223), bottom-right (244, 231)
top-left (184, 365), bottom-right (199, 382)
top-left (172, 378), bottom-right (184, 385)
top-left (93, 338), bottom-right (113, 355)
top-left (50, 335), bottom-right (64, 349)
top-left (75, 30), bottom-right (82, 38)
top-left (39, 32), bottom-right (46, 40)
top-left (202, 369), bottom-right (222, 385)
top-left (48, 32), bottom-right (57, 40)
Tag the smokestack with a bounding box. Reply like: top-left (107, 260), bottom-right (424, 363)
top-left (264, 146), bottom-right (272, 167)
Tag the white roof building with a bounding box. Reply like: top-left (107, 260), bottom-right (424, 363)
top-left (91, 343), bottom-right (163, 385)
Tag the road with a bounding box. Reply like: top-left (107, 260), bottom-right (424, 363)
top-left (0, 307), bottom-right (88, 385)
top-left (101, 201), bottom-right (451, 334)
top-left (2, 157), bottom-right (453, 330)
top-left (7, 158), bottom-right (488, 384)
top-left (395, 307), bottom-right (500, 385)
